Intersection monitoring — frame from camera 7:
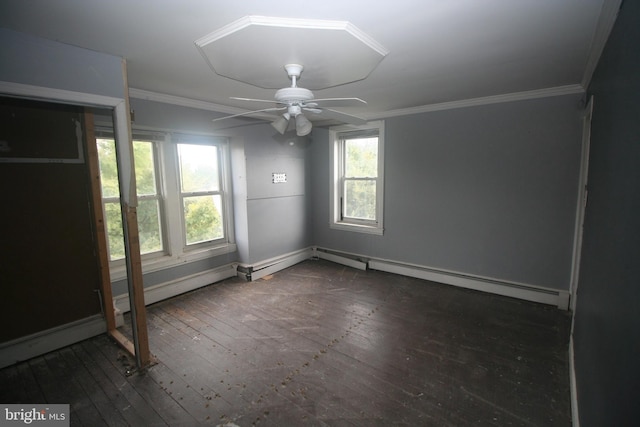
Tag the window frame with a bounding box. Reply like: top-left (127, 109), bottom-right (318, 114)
top-left (132, 137), bottom-right (166, 257)
top-left (95, 132), bottom-right (167, 263)
top-left (175, 139), bottom-right (228, 250)
top-left (329, 120), bottom-right (385, 235)
top-left (95, 127), bottom-right (236, 280)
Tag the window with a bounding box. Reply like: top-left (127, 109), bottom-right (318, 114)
top-left (97, 138), bottom-right (164, 261)
top-left (330, 121), bottom-right (385, 234)
top-left (96, 131), bottom-right (234, 274)
top-left (177, 143), bottom-right (226, 247)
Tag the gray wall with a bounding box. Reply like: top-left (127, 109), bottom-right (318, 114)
top-left (234, 124), bottom-right (312, 264)
top-left (311, 94), bottom-right (584, 290)
top-left (0, 28), bottom-right (124, 98)
top-left (573, 1), bottom-right (640, 425)
top-left (129, 98), bottom-right (229, 134)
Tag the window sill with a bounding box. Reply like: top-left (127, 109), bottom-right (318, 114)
top-left (109, 243), bottom-right (237, 281)
top-left (330, 222), bottom-right (384, 235)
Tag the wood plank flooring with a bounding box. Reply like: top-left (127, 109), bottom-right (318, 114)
top-left (0, 259), bottom-right (572, 426)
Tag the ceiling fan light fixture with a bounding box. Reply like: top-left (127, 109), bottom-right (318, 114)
top-left (295, 114), bottom-right (312, 136)
top-left (271, 113), bottom-right (290, 134)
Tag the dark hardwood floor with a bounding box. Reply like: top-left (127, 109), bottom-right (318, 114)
top-left (0, 259), bottom-right (572, 426)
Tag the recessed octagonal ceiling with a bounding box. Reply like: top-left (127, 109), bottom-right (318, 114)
top-left (195, 16), bottom-right (389, 90)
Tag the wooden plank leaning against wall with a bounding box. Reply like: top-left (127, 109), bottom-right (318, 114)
top-left (83, 109), bottom-right (152, 369)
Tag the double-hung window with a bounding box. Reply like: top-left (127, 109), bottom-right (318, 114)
top-left (330, 120), bottom-right (385, 234)
top-left (96, 137), bottom-right (164, 261)
top-left (176, 142), bottom-right (226, 247)
top-left (96, 131), bottom-right (234, 272)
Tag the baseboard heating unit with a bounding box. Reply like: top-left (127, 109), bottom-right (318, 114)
top-left (367, 258), bottom-right (570, 310)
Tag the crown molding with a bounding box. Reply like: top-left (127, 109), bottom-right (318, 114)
top-left (130, 84), bottom-right (586, 124)
top-left (195, 15), bottom-right (389, 57)
top-left (365, 84), bottom-right (585, 120)
top-left (194, 15), bottom-right (387, 90)
top-left (128, 87), bottom-right (244, 115)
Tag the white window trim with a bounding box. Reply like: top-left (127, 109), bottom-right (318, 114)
top-left (175, 138), bottom-right (230, 250)
top-left (168, 133), bottom-right (236, 253)
top-left (135, 137), bottom-right (166, 258)
top-left (95, 132), bottom-right (168, 263)
top-left (96, 128), bottom-right (236, 281)
top-left (329, 120), bottom-right (385, 235)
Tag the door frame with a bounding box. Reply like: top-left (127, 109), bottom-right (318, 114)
top-left (569, 95), bottom-right (594, 312)
top-left (0, 72), bottom-right (152, 369)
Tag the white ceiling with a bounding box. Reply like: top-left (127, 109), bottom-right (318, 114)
top-left (0, 0), bottom-right (617, 123)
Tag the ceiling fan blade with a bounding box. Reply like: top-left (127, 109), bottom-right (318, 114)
top-left (316, 108), bottom-right (367, 125)
top-left (230, 97), bottom-right (282, 104)
top-left (308, 97), bottom-right (367, 107)
top-left (211, 106), bottom-right (285, 122)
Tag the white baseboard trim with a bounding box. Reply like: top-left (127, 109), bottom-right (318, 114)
top-left (240, 247), bottom-right (314, 281)
top-left (113, 263), bottom-right (238, 313)
top-left (309, 247), bottom-right (569, 308)
top-left (367, 258), bottom-right (570, 309)
top-left (569, 335), bottom-right (580, 427)
top-left (314, 247), bottom-right (368, 270)
top-left (0, 315), bottom-right (107, 369)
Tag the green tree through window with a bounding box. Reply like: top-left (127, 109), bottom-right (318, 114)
top-left (97, 139), bottom-right (163, 260)
top-left (331, 121), bottom-right (384, 234)
top-left (343, 137), bottom-right (378, 221)
top-left (178, 143), bottom-right (224, 246)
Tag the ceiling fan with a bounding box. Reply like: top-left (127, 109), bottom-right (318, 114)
top-left (212, 64), bottom-right (367, 136)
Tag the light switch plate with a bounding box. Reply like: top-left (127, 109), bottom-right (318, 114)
top-left (272, 172), bottom-right (287, 183)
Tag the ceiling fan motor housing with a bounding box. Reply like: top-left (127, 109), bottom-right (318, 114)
top-left (274, 87), bottom-right (314, 105)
